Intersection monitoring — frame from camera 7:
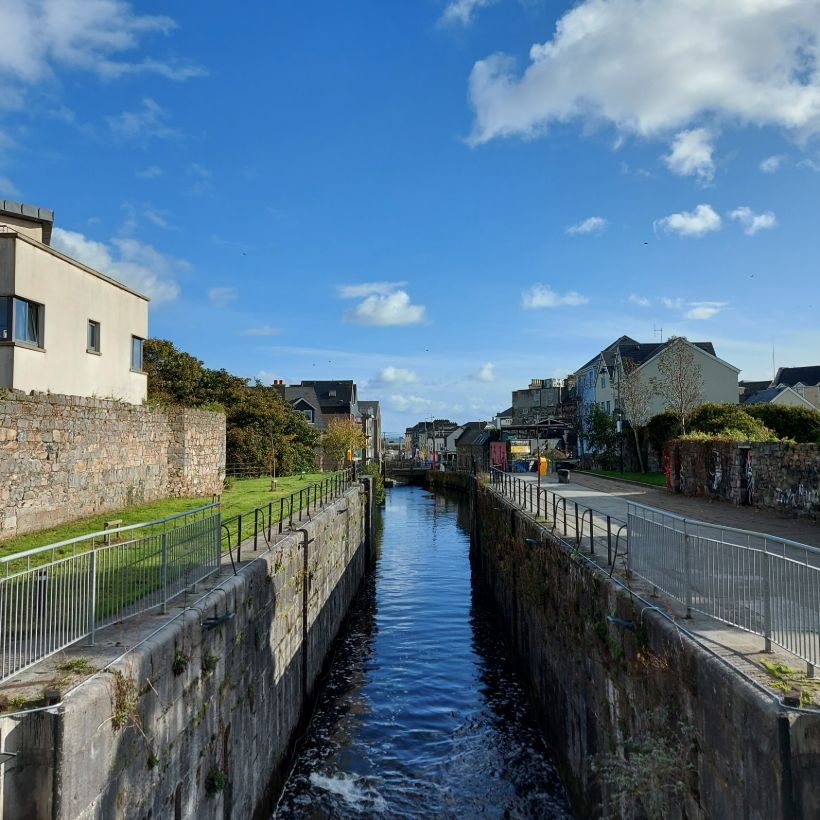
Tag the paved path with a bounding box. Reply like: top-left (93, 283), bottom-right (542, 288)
top-left (519, 472), bottom-right (820, 548)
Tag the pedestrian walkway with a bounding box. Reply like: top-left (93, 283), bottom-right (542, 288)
top-left (491, 470), bottom-right (820, 708)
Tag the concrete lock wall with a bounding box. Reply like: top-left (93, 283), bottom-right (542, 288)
top-left (668, 440), bottom-right (820, 521)
top-left (0, 391), bottom-right (225, 539)
top-left (471, 479), bottom-right (820, 819)
top-left (0, 479), bottom-right (374, 820)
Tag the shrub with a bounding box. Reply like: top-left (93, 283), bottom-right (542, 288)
top-left (646, 410), bottom-right (681, 455)
top-left (686, 402), bottom-right (777, 441)
top-left (361, 463), bottom-right (385, 504)
top-left (745, 403), bottom-right (820, 443)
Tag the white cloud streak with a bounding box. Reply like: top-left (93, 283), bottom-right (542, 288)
top-left (467, 1), bottom-right (820, 145)
top-left (337, 281), bottom-right (407, 299)
top-left (663, 128), bottom-right (715, 182)
top-left (106, 97), bottom-right (180, 140)
top-left (241, 326), bottom-right (283, 337)
top-left (372, 366), bottom-right (418, 386)
top-left (628, 293), bottom-right (650, 307)
top-left (345, 290), bottom-right (426, 326)
top-left (654, 204), bottom-right (721, 237)
top-left (685, 301), bottom-right (729, 320)
top-left (51, 227), bottom-right (182, 304)
top-left (566, 216), bottom-right (607, 235)
top-left (729, 206), bottom-right (777, 236)
top-left (208, 287), bottom-right (238, 307)
top-left (474, 362), bottom-right (496, 382)
top-left (521, 283), bottom-right (588, 309)
top-left (759, 155), bottom-right (786, 173)
top-left (441, 0), bottom-right (499, 25)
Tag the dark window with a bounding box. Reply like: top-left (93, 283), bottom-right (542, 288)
top-left (13, 297), bottom-right (43, 347)
top-left (0, 297), bottom-right (9, 341)
top-left (87, 320), bottom-right (100, 353)
top-left (131, 336), bottom-right (144, 371)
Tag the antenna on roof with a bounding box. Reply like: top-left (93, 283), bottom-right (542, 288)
top-left (653, 324), bottom-right (663, 342)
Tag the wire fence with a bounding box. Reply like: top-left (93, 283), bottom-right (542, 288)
top-left (0, 504), bottom-right (220, 682)
top-left (489, 467), bottom-right (820, 673)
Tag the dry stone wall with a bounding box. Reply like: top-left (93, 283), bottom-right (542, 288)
top-left (667, 440), bottom-right (819, 520)
top-left (0, 391), bottom-right (225, 538)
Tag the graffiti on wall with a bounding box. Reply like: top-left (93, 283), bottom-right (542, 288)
top-left (776, 484), bottom-right (819, 511)
top-left (744, 449), bottom-right (755, 506)
top-left (709, 450), bottom-right (723, 493)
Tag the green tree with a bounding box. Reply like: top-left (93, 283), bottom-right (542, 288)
top-left (143, 338), bottom-right (319, 474)
top-left (321, 417), bottom-right (366, 470)
top-left (618, 357), bottom-right (653, 472)
top-left (584, 403), bottom-right (618, 469)
top-left (688, 402), bottom-right (774, 440)
top-left (745, 404), bottom-right (820, 443)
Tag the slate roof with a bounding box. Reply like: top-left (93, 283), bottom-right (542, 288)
top-left (576, 335), bottom-right (639, 372)
top-left (456, 426), bottom-right (492, 448)
top-left (274, 385), bottom-right (327, 429)
top-left (617, 340), bottom-right (717, 367)
top-left (497, 406), bottom-right (513, 417)
top-left (358, 400), bottom-right (380, 414)
top-left (774, 366), bottom-right (820, 387)
top-left (739, 380), bottom-right (770, 397)
top-left (299, 380), bottom-right (357, 413)
top-left (743, 387), bottom-right (782, 405)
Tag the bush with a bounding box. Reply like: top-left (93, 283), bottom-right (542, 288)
top-left (687, 402), bottom-right (775, 439)
top-left (361, 464), bottom-right (385, 504)
top-left (745, 403), bottom-right (820, 443)
top-left (646, 410), bottom-right (681, 455)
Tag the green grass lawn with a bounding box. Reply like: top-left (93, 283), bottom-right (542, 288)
top-left (586, 469), bottom-right (667, 487)
top-left (1, 471), bottom-right (342, 559)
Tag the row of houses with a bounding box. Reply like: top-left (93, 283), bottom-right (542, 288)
top-left (403, 419), bottom-right (495, 472)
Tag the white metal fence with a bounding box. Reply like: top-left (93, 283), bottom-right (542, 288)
top-left (628, 502), bottom-right (820, 671)
top-left (0, 504), bottom-right (220, 682)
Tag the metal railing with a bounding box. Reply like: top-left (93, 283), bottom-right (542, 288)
top-left (628, 502), bottom-right (820, 672)
top-left (489, 467), bottom-right (820, 673)
top-left (0, 504), bottom-right (220, 682)
top-left (219, 469), bottom-right (354, 564)
top-left (490, 468), bottom-right (627, 565)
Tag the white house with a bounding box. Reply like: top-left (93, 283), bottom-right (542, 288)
top-left (0, 200), bottom-right (149, 404)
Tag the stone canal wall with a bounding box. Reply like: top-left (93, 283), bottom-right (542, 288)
top-left (0, 390), bottom-right (225, 538)
top-left (667, 440), bottom-right (820, 521)
top-left (472, 479), bottom-right (820, 819)
top-left (1, 480), bottom-right (373, 820)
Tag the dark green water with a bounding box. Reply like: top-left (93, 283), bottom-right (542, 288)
top-left (274, 485), bottom-right (571, 818)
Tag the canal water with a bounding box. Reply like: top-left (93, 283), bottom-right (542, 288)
top-left (274, 485), bottom-right (572, 818)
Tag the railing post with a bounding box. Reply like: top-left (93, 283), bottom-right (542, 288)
top-left (589, 511), bottom-right (594, 555)
top-left (574, 503), bottom-right (579, 544)
top-left (536, 488), bottom-right (541, 519)
top-left (762, 539), bottom-right (772, 652)
top-left (268, 502), bottom-right (273, 540)
top-left (683, 519), bottom-right (692, 618)
top-left (161, 530), bottom-right (169, 615)
top-left (607, 515), bottom-right (612, 565)
top-left (254, 509), bottom-right (259, 551)
top-left (87, 550), bottom-right (97, 646)
top-left (279, 498), bottom-right (284, 534)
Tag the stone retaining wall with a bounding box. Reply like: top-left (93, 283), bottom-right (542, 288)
top-left (472, 480), bottom-right (820, 818)
top-left (0, 481), bottom-right (373, 819)
top-left (0, 391), bottom-right (225, 538)
top-left (666, 440), bottom-right (819, 520)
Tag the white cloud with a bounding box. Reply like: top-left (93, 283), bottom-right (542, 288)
top-left (337, 281), bottom-right (407, 299)
top-left (372, 366), bottom-right (418, 386)
top-left (663, 128), bottom-right (715, 182)
top-left (654, 204), bottom-right (721, 237)
top-left (208, 286), bottom-right (237, 307)
top-left (759, 155), bottom-right (786, 174)
top-left (798, 158), bottom-right (820, 172)
top-left (0, 0), bottom-right (202, 104)
top-left (0, 175), bottom-right (20, 198)
top-left (51, 227), bottom-right (182, 304)
top-left (106, 97), bottom-right (180, 140)
top-left (685, 301), bottom-right (729, 320)
top-left (137, 165), bottom-right (164, 179)
top-left (467, 1), bottom-right (820, 145)
top-left (661, 297), bottom-right (683, 309)
top-left (628, 293), bottom-right (650, 307)
top-left (344, 289), bottom-right (426, 326)
top-left (441, 0), bottom-right (499, 25)
top-left (390, 394), bottom-right (438, 413)
top-left (566, 216), bottom-right (607, 235)
top-left (521, 283), bottom-right (588, 309)
top-left (729, 206), bottom-right (777, 236)
top-left (241, 326), bottom-right (282, 337)
top-left (474, 362), bottom-right (495, 382)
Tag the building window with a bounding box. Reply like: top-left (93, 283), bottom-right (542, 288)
top-left (87, 320), bottom-right (100, 353)
top-left (302, 409), bottom-right (314, 422)
top-left (13, 297), bottom-right (44, 347)
top-left (0, 297), bottom-right (8, 341)
top-left (131, 336), bottom-right (144, 371)
top-left (601, 375), bottom-right (607, 389)
top-left (606, 400), bottom-right (611, 413)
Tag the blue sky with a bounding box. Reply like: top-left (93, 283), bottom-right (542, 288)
top-left (1, 0), bottom-right (819, 433)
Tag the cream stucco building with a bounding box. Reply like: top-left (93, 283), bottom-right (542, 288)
top-left (0, 200), bottom-right (149, 404)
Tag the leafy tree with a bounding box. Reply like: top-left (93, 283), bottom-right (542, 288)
top-left (584, 403), bottom-right (618, 469)
top-left (618, 357), bottom-right (653, 472)
top-left (745, 403), bottom-right (820, 443)
top-left (650, 337), bottom-right (704, 434)
top-left (143, 338), bottom-right (319, 474)
top-left (321, 417), bottom-right (366, 470)
top-left (646, 410), bottom-right (682, 456)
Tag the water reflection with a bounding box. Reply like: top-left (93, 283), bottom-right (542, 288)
top-left (274, 486), bottom-right (571, 819)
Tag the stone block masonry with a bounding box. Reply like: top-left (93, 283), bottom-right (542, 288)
top-left (0, 390), bottom-right (225, 539)
top-left (0, 480), bottom-right (373, 819)
top-left (667, 440), bottom-right (819, 521)
top-left (471, 479), bottom-right (820, 819)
